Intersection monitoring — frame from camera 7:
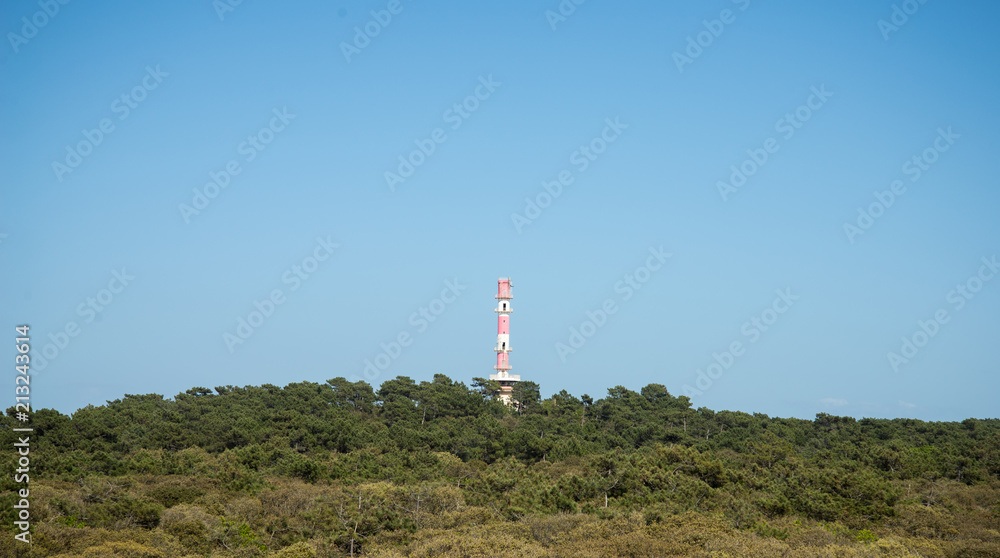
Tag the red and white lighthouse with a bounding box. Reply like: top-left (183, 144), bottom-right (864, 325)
top-left (490, 277), bottom-right (519, 404)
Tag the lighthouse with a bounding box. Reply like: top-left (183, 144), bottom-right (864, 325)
top-left (490, 277), bottom-right (520, 405)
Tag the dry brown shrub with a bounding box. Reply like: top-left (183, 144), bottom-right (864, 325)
top-left (273, 541), bottom-right (318, 557)
top-left (39, 525), bottom-right (186, 558)
top-left (784, 524), bottom-right (840, 549)
top-left (697, 532), bottom-right (791, 557)
top-left (889, 504), bottom-right (961, 539)
top-left (369, 524), bottom-right (550, 558)
top-left (257, 479), bottom-right (321, 520)
top-left (76, 540), bottom-right (166, 558)
top-left (224, 496), bottom-right (265, 525)
top-left (160, 502), bottom-right (220, 531)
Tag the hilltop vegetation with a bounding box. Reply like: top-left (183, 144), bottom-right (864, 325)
top-left (2, 375), bottom-right (999, 557)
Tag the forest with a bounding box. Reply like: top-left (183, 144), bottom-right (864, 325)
top-left (2, 375), bottom-right (998, 557)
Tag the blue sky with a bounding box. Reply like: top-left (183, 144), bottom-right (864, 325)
top-left (2, 0), bottom-right (998, 421)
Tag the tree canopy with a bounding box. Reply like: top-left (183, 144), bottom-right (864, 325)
top-left (2, 376), bottom-right (998, 556)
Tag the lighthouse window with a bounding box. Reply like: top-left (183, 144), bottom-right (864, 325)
top-left (502, 342), bottom-right (506, 350)
top-left (502, 302), bottom-right (507, 310)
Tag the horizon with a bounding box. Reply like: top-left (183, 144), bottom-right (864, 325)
top-left (3, 0), bottom-right (999, 422)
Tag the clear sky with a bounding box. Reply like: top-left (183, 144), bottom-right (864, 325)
top-left (2, 0), bottom-right (998, 421)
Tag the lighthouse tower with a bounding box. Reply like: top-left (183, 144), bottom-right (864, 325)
top-left (490, 277), bottom-right (520, 405)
